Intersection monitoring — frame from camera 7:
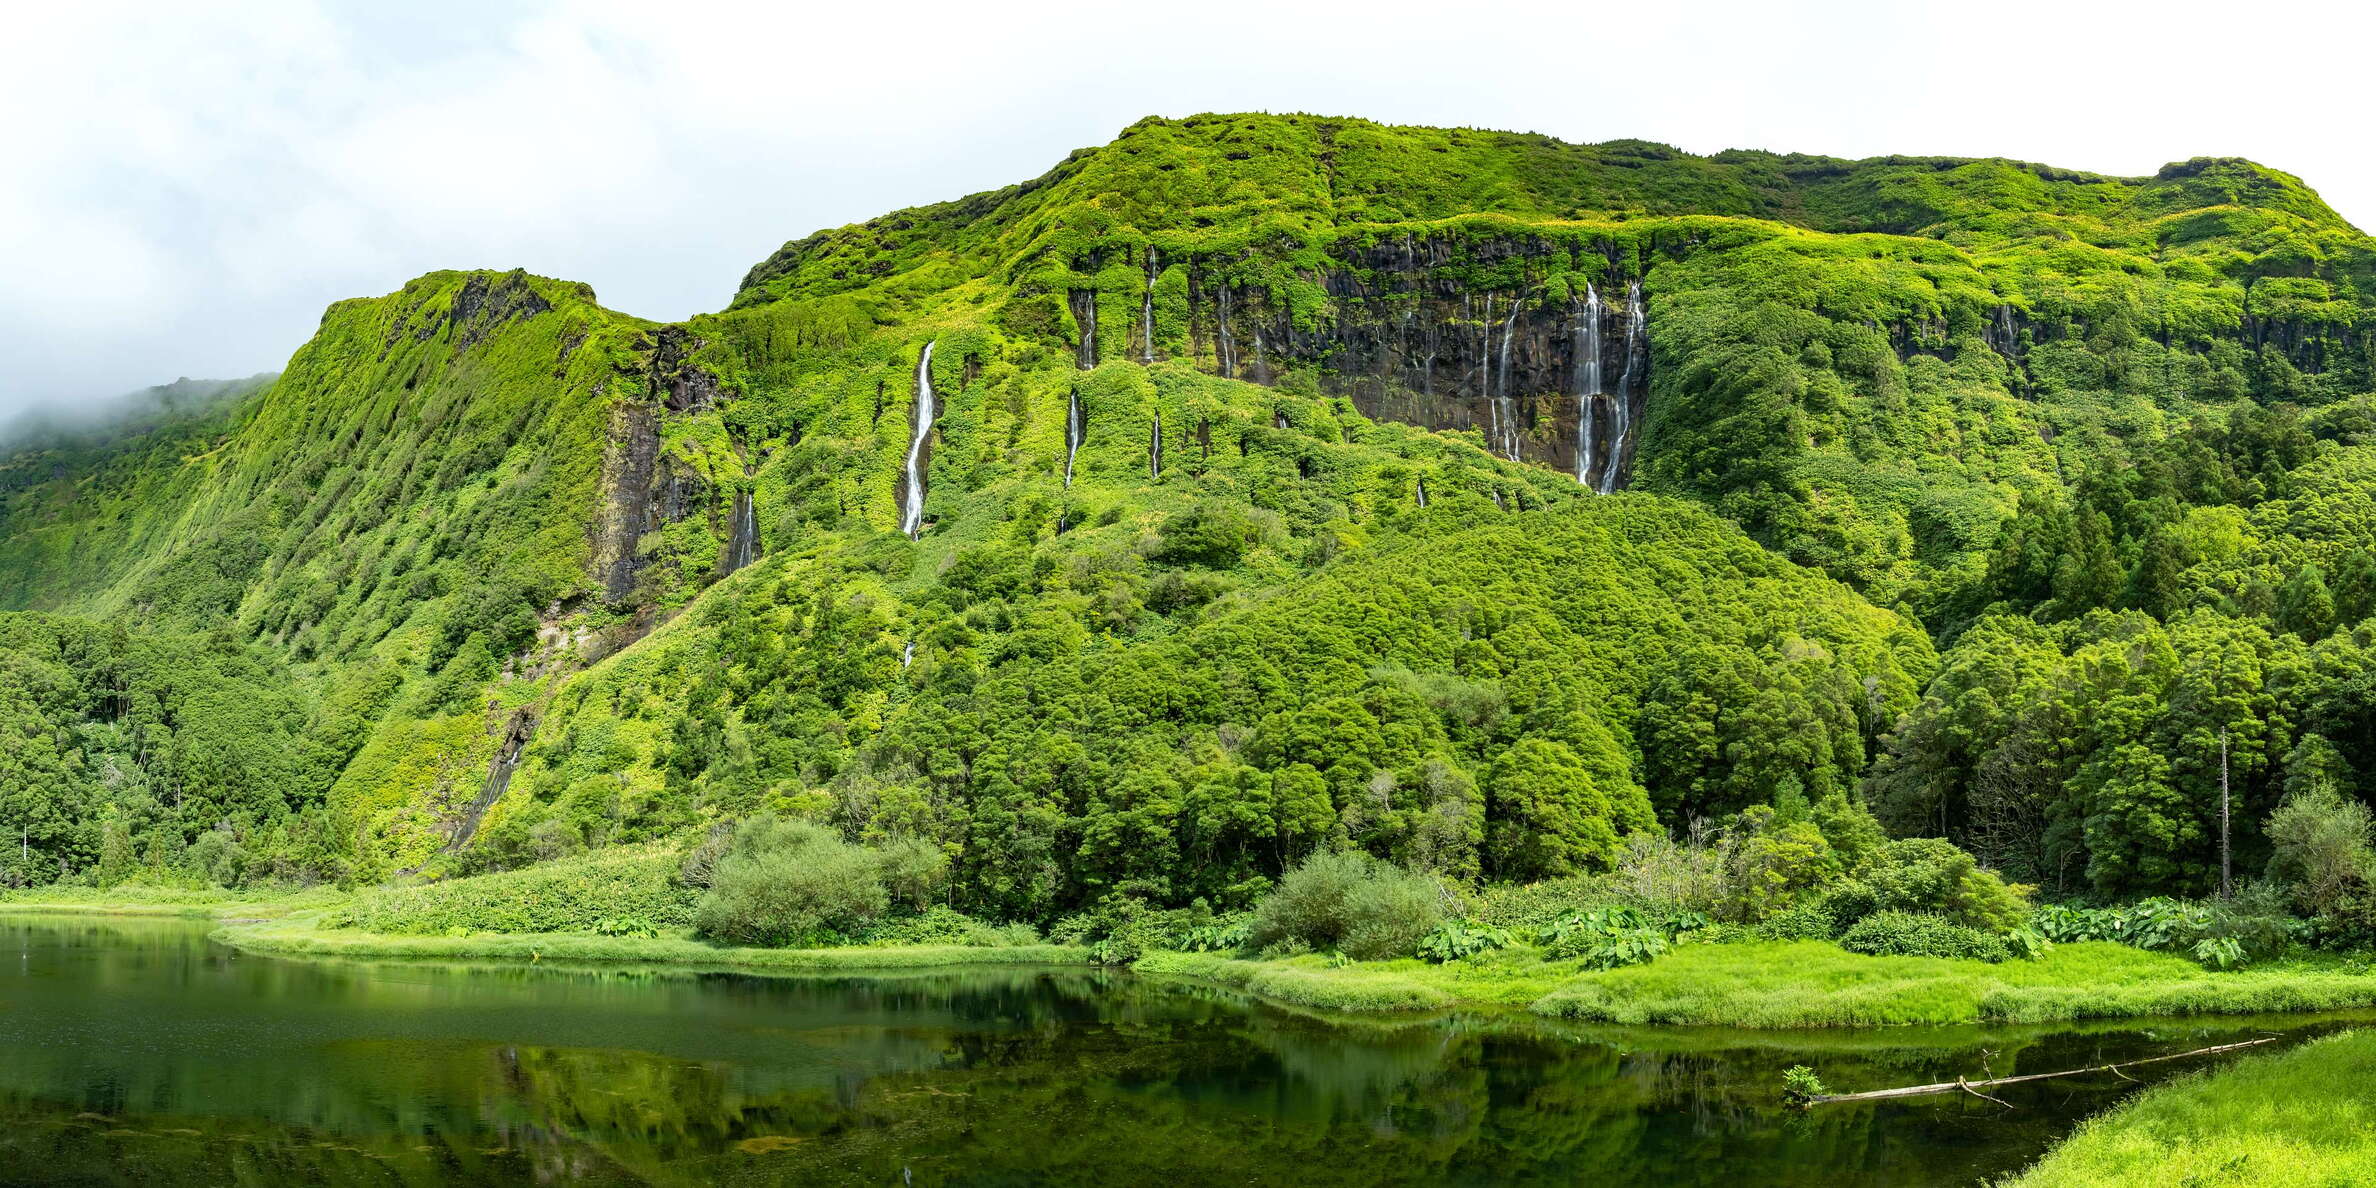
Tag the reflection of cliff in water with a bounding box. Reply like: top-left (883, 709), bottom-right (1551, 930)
top-left (3, 915), bottom-right (2368, 1187)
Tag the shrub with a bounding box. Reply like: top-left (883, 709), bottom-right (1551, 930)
top-left (1535, 905), bottom-right (1690, 969)
top-left (692, 817), bottom-right (949, 948)
top-left (1417, 918), bottom-right (1514, 963)
top-left (1754, 903), bottom-right (1836, 942)
top-left (1173, 915), bottom-right (1254, 953)
top-left (2265, 782), bottom-right (2376, 921)
top-left (1808, 880), bottom-right (1880, 932)
top-left (1865, 837), bottom-right (2032, 931)
top-left (1838, 910), bottom-right (2011, 962)
top-left (1342, 864), bottom-right (1448, 959)
top-left (1250, 850), bottom-right (1448, 959)
top-left (1471, 876), bottom-right (1609, 930)
top-left (1719, 807), bottom-right (1842, 922)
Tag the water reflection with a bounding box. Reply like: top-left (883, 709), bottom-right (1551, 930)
top-left (0, 914), bottom-right (2355, 1186)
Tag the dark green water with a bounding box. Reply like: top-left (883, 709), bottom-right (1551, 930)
top-left (0, 914), bottom-right (2353, 1186)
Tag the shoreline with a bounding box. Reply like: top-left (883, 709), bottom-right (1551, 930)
top-left (209, 913), bottom-right (1094, 973)
top-left (19, 900), bottom-right (2376, 1033)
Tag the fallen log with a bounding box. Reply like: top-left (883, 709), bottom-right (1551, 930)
top-left (1801, 1036), bottom-right (2278, 1106)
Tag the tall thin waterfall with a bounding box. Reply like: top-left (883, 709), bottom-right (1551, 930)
top-left (1602, 283), bottom-right (1644, 496)
top-left (1216, 288), bottom-right (1234, 376)
top-left (1575, 282), bottom-right (1604, 486)
top-left (902, 640), bottom-right (915, 670)
top-left (1415, 477), bottom-right (1429, 508)
top-left (900, 341), bottom-right (936, 539)
top-left (720, 489), bottom-right (759, 573)
top-left (1149, 412), bottom-right (1163, 479)
top-left (1063, 388), bottom-right (1084, 488)
top-left (1142, 253), bottom-right (1158, 363)
top-left (1078, 296), bottom-right (1098, 369)
top-left (1478, 294), bottom-right (1496, 453)
top-left (1495, 299), bottom-right (1521, 460)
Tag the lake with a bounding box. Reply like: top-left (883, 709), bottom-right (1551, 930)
top-left (0, 913), bottom-right (2350, 1185)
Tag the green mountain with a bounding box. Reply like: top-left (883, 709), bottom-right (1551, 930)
top-left (5, 113), bottom-right (2375, 909)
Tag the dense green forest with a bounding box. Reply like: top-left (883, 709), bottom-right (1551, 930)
top-left (7, 114), bottom-right (2376, 967)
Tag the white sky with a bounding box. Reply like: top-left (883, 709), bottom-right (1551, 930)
top-left (3, 0), bottom-right (2368, 414)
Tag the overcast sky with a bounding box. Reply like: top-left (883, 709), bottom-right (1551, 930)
top-left (4, 0), bottom-right (2369, 416)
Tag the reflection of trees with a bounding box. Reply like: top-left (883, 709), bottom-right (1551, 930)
top-left (9, 917), bottom-right (2367, 1186)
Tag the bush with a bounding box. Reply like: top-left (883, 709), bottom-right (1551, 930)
top-left (2265, 782), bottom-right (2376, 922)
top-left (1172, 914), bottom-right (1254, 953)
top-left (1808, 880), bottom-right (1880, 933)
top-left (692, 817), bottom-right (949, 948)
top-left (1534, 905), bottom-right (1695, 969)
top-left (1417, 918), bottom-right (1514, 963)
top-left (1838, 910), bottom-right (2011, 962)
top-left (1865, 837), bottom-right (2032, 931)
top-left (1250, 851), bottom-right (1448, 960)
top-left (1754, 903), bottom-right (1836, 942)
top-left (1471, 876), bottom-right (1609, 930)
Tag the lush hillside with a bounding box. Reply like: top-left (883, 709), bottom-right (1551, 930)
top-left (5, 113), bottom-right (2376, 935)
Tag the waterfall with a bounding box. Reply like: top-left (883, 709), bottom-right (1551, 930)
top-left (1415, 477), bottom-right (1429, 508)
top-left (720, 489), bottom-right (759, 574)
top-left (1063, 388), bottom-right (1084, 488)
top-left (902, 640), bottom-right (915, 670)
top-left (1216, 288), bottom-right (1234, 376)
top-left (900, 341), bottom-right (937, 539)
top-left (1602, 282), bottom-right (1644, 496)
top-left (1478, 294), bottom-right (1496, 452)
top-left (1575, 283), bottom-right (1604, 487)
top-left (1501, 299), bottom-right (1520, 460)
top-left (1078, 294), bottom-right (1098, 369)
top-left (1150, 412), bottom-right (1163, 480)
top-left (1579, 395), bottom-right (1598, 487)
top-left (1142, 253), bottom-right (1158, 363)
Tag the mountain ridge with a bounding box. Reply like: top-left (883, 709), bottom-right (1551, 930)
top-left (3, 113), bottom-right (2373, 911)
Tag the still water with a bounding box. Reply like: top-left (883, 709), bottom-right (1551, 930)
top-left (0, 914), bottom-right (2349, 1186)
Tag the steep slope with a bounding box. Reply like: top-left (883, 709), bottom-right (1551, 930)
top-left (730, 114), bottom-right (2375, 609)
top-left (5, 113), bottom-right (2375, 906)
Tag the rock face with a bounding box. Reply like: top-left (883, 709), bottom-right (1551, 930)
top-left (1128, 233), bottom-right (1665, 485)
top-left (592, 329), bottom-right (724, 603)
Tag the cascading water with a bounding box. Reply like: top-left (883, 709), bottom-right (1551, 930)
top-left (1064, 388), bottom-right (1084, 488)
top-left (1495, 299), bottom-right (1521, 460)
top-left (1078, 295), bottom-right (1098, 369)
top-left (1142, 254), bottom-right (1158, 364)
top-left (1150, 412), bottom-right (1163, 480)
top-left (1216, 288), bottom-right (1234, 376)
top-left (900, 341), bottom-right (937, 539)
top-left (1575, 282), bottom-right (1604, 487)
top-left (1602, 282), bottom-right (1645, 496)
top-left (1415, 478), bottom-right (1429, 508)
top-left (720, 489), bottom-right (759, 574)
top-left (902, 640), bottom-right (915, 670)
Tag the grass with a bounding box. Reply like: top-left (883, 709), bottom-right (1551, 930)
top-left (1133, 947), bottom-right (1584, 1013)
top-left (214, 913), bottom-right (1091, 972)
top-left (0, 884), bottom-right (348, 920)
top-left (2006, 1030), bottom-right (2376, 1186)
top-left (1534, 940), bottom-right (2376, 1028)
top-left (337, 844), bottom-right (696, 935)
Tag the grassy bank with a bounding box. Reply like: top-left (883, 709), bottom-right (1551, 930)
top-left (1535, 941), bottom-right (2376, 1028)
top-left (2007, 1030), bottom-right (2376, 1186)
top-left (0, 885), bottom-right (348, 920)
top-left (1133, 949), bottom-right (1595, 1012)
top-left (214, 913), bottom-right (1090, 972)
top-left (1132, 939), bottom-right (2376, 1027)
